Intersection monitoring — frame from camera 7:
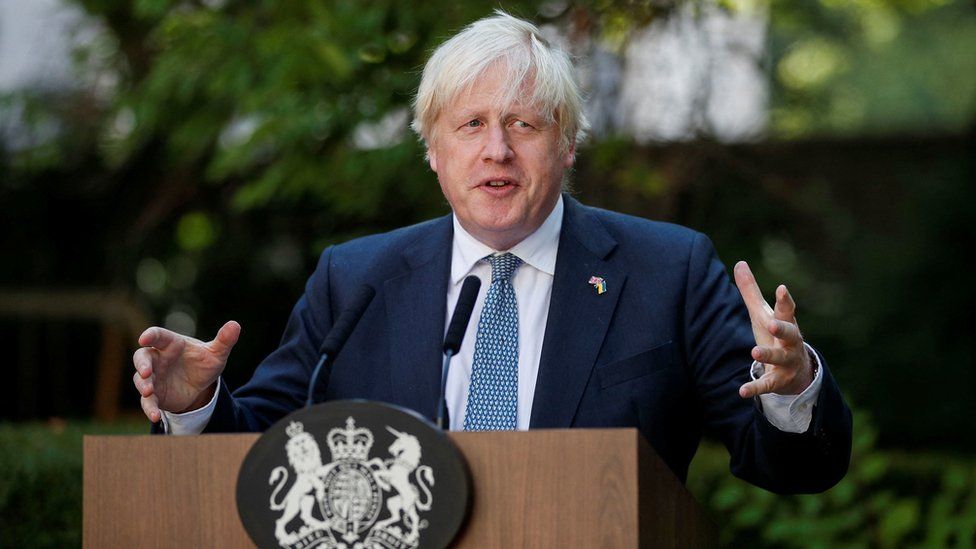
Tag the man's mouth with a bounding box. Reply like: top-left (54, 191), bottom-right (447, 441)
top-left (479, 178), bottom-right (516, 189)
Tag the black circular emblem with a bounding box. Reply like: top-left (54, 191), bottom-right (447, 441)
top-left (237, 401), bottom-right (470, 549)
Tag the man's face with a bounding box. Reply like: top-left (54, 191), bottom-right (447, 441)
top-left (427, 63), bottom-right (575, 250)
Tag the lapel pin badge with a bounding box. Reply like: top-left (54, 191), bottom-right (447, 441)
top-left (588, 276), bottom-right (607, 295)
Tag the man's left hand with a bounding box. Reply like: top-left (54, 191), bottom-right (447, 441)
top-left (733, 261), bottom-right (814, 398)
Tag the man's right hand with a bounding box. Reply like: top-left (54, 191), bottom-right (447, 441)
top-left (132, 321), bottom-right (241, 423)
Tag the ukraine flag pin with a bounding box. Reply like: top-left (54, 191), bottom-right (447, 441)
top-left (588, 276), bottom-right (607, 294)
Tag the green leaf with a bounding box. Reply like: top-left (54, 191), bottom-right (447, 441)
top-left (878, 499), bottom-right (919, 547)
top-left (176, 211), bottom-right (217, 251)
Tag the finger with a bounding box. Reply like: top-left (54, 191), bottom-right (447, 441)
top-left (132, 347), bottom-right (156, 378)
top-left (774, 285), bottom-right (797, 322)
top-left (752, 346), bottom-right (794, 366)
top-left (133, 371), bottom-right (154, 397)
top-left (733, 261), bottom-right (774, 318)
top-left (208, 320), bottom-right (241, 357)
top-left (141, 395), bottom-right (161, 423)
top-left (767, 318), bottom-right (801, 344)
top-left (739, 374), bottom-right (776, 398)
top-left (138, 326), bottom-right (178, 350)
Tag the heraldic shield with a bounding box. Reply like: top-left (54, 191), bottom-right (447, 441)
top-left (237, 401), bottom-right (470, 549)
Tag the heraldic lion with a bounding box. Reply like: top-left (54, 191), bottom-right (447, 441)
top-left (268, 425), bottom-right (334, 543)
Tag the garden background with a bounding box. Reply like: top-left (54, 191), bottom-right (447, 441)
top-left (1, 0), bottom-right (974, 546)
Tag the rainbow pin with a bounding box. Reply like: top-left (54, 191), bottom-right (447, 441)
top-left (588, 276), bottom-right (607, 295)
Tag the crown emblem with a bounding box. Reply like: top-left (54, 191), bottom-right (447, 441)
top-left (327, 417), bottom-right (373, 461)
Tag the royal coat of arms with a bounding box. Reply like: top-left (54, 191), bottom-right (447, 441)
top-left (267, 417), bottom-right (435, 549)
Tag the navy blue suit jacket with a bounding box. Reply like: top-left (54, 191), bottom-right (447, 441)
top-left (204, 196), bottom-right (851, 493)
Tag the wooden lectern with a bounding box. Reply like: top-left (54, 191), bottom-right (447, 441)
top-left (84, 429), bottom-right (716, 547)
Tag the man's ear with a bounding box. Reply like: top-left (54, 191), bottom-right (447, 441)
top-left (562, 143), bottom-right (576, 169)
top-left (427, 148), bottom-right (438, 172)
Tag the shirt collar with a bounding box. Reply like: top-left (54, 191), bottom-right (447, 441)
top-left (451, 195), bottom-right (563, 284)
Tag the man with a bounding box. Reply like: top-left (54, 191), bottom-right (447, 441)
top-left (132, 12), bottom-right (851, 494)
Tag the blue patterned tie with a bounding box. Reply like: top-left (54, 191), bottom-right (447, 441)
top-left (463, 253), bottom-right (522, 431)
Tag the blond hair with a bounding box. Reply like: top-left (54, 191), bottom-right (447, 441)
top-left (411, 10), bottom-right (588, 153)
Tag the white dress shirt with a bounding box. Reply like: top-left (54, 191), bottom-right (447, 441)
top-left (443, 195), bottom-right (563, 430)
top-left (164, 195), bottom-right (822, 434)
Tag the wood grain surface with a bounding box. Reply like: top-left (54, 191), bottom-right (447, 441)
top-left (83, 429), bottom-right (714, 548)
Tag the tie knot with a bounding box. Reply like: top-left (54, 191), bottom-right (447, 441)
top-left (485, 253), bottom-right (522, 284)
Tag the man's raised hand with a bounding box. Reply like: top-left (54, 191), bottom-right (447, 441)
top-left (733, 261), bottom-right (814, 398)
top-left (132, 321), bottom-right (241, 422)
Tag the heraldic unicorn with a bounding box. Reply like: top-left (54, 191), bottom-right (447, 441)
top-left (267, 417), bottom-right (435, 549)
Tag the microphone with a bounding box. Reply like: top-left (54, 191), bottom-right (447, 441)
top-left (437, 275), bottom-right (482, 428)
top-left (306, 284), bottom-right (376, 407)
top-left (444, 276), bottom-right (482, 354)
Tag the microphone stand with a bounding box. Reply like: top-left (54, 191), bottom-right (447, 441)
top-left (437, 349), bottom-right (455, 429)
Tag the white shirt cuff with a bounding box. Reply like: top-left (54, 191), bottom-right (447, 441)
top-left (751, 343), bottom-right (823, 434)
top-left (160, 378), bottom-right (221, 435)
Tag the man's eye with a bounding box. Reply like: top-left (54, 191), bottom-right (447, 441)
top-left (464, 120), bottom-right (481, 128)
top-left (512, 120), bottom-right (532, 129)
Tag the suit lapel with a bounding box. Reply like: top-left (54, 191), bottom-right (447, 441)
top-left (530, 197), bottom-right (626, 428)
top-left (385, 216), bottom-right (453, 421)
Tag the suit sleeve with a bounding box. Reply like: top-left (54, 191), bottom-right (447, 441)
top-left (684, 233), bottom-right (852, 494)
top-left (203, 247), bottom-right (337, 432)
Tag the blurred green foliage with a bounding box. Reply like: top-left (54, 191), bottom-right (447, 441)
top-left (0, 420), bottom-right (145, 547)
top-left (688, 411), bottom-right (976, 546)
top-left (767, 0), bottom-right (976, 137)
top-left (0, 1), bottom-right (973, 545)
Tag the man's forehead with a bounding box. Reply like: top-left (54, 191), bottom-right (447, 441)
top-left (445, 63), bottom-right (542, 111)
top-left (448, 97), bottom-right (543, 118)
top-left (445, 85), bottom-right (544, 119)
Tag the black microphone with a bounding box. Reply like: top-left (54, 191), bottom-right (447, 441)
top-left (437, 275), bottom-right (482, 428)
top-left (444, 276), bottom-right (482, 354)
top-left (306, 284), bottom-right (376, 407)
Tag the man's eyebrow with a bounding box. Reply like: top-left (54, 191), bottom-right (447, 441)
top-left (449, 105), bottom-right (542, 123)
top-left (449, 109), bottom-right (484, 122)
top-left (506, 109), bottom-right (546, 123)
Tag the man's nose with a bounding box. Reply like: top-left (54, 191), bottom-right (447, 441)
top-left (482, 125), bottom-right (514, 163)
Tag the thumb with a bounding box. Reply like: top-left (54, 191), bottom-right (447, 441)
top-left (739, 374), bottom-right (775, 399)
top-left (208, 320), bottom-right (241, 357)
